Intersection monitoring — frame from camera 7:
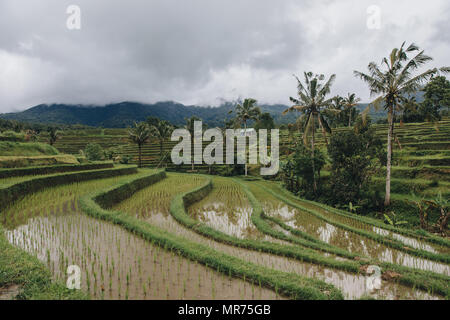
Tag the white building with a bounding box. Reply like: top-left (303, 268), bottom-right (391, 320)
top-left (239, 128), bottom-right (256, 137)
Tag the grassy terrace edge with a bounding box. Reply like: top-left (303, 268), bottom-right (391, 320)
top-left (260, 182), bottom-right (450, 264)
top-left (79, 170), bottom-right (343, 300)
top-left (170, 174), bottom-right (362, 272)
top-left (0, 162), bottom-right (114, 179)
top-left (267, 181), bottom-right (450, 248)
top-left (169, 174), bottom-right (449, 297)
top-left (0, 166), bottom-right (139, 300)
top-left (0, 165), bottom-right (138, 213)
top-left (238, 179), bottom-right (450, 298)
top-left (0, 224), bottom-right (88, 300)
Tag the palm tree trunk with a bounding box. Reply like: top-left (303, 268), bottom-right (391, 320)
top-left (385, 107), bottom-right (394, 207)
top-left (348, 111), bottom-right (352, 128)
top-left (244, 121), bottom-right (248, 176)
top-left (191, 137), bottom-right (195, 171)
top-left (138, 144), bottom-right (142, 168)
top-left (311, 114), bottom-right (317, 193)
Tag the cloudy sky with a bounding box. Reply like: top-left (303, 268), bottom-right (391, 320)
top-left (0, 0), bottom-right (449, 113)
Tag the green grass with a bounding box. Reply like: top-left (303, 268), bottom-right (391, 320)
top-left (0, 141), bottom-right (59, 156)
top-left (80, 170), bottom-right (343, 300)
top-left (0, 224), bottom-right (88, 300)
top-left (258, 181), bottom-right (450, 263)
top-left (0, 165), bottom-right (138, 211)
top-left (0, 154), bottom-right (80, 168)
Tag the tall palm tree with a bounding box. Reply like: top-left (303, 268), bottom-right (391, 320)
top-left (47, 127), bottom-right (59, 146)
top-left (343, 93), bottom-right (361, 127)
top-left (150, 120), bottom-right (174, 159)
top-left (354, 42), bottom-right (449, 206)
top-left (283, 72), bottom-right (337, 192)
top-left (128, 122), bottom-right (151, 168)
top-left (232, 98), bottom-right (261, 176)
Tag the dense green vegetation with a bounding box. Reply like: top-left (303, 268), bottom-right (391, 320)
top-left (0, 42), bottom-right (448, 301)
top-left (0, 141), bottom-right (59, 157)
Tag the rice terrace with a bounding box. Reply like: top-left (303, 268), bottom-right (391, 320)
top-left (0, 0), bottom-right (449, 311)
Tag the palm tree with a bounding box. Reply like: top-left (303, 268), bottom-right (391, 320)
top-left (47, 127), bottom-right (59, 146)
top-left (150, 120), bottom-right (174, 159)
top-left (232, 98), bottom-right (261, 176)
top-left (283, 72), bottom-right (337, 192)
top-left (354, 42), bottom-right (449, 206)
top-left (343, 93), bottom-right (361, 127)
top-left (128, 122), bottom-right (151, 168)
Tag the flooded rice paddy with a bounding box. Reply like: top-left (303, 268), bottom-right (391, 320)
top-left (262, 181), bottom-right (450, 255)
top-left (2, 173), bottom-right (277, 300)
top-left (112, 173), bottom-right (442, 300)
top-left (249, 182), bottom-right (450, 276)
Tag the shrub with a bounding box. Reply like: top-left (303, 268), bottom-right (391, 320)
top-left (84, 143), bottom-right (104, 161)
top-left (327, 127), bottom-right (384, 209)
top-left (119, 155), bottom-right (133, 164)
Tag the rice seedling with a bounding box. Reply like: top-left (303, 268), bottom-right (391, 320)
top-left (248, 182), bottom-right (450, 276)
top-left (2, 170), bottom-right (278, 300)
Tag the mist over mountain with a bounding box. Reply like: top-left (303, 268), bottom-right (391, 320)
top-left (0, 101), bottom-right (300, 128)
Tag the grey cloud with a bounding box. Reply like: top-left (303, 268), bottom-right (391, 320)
top-left (0, 0), bottom-right (449, 112)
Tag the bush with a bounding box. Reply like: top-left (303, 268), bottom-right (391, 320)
top-left (280, 144), bottom-right (325, 199)
top-left (327, 127), bottom-right (384, 210)
top-left (84, 143), bottom-right (104, 161)
top-left (119, 155), bottom-right (133, 164)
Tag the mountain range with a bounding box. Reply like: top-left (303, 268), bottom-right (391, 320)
top-left (0, 101), bottom-right (388, 128)
top-left (0, 101), bottom-right (299, 128)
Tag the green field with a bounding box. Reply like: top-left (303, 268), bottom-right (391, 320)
top-left (0, 119), bottom-right (448, 301)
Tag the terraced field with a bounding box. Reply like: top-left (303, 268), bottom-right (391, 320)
top-left (1, 118), bottom-right (449, 300)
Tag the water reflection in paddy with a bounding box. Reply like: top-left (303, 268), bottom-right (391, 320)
top-left (113, 174), bottom-right (442, 300)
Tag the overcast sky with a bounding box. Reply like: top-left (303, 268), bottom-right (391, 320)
top-left (0, 0), bottom-right (449, 113)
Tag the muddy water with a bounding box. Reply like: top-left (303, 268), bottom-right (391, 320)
top-left (250, 183), bottom-right (450, 276)
top-left (3, 174), bottom-right (277, 300)
top-left (263, 181), bottom-right (450, 255)
top-left (188, 177), bottom-right (266, 240)
top-left (113, 173), bottom-right (441, 300)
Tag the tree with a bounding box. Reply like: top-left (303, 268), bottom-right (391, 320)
top-left (327, 128), bottom-right (383, 208)
top-left (322, 96), bottom-right (344, 128)
top-left (232, 98), bottom-right (261, 176)
top-left (85, 143), bottom-right (104, 161)
top-left (283, 72), bottom-right (337, 192)
top-left (422, 76), bottom-right (450, 116)
top-left (255, 112), bottom-right (275, 130)
top-left (128, 122), bottom-right (151, 168)
top-left (343, 93), bottom-right (361, 127)
top-left (283, 143), bottom-right (325, 199)
top-left (354, 42), bottom-right (449, 206)
top-left (47, 127), bottom-right (59, 146)
top-left (149, 119), bottom-right (174, 159)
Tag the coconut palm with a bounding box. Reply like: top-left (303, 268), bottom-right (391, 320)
top-left (354, 42), bottom-right (449, 206)
top-left (343, 93), bottom-right (361, 127)
top-left (128, 122), bottom-right (151, 168)
top-left (283, 72), bottom-right (337, 192)
top-left (150, 120), bottom-right (174, 158)
top-left (47, 127), bottom-right (59, 146)
top-left (232, 98), bottom-right (261, 176)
